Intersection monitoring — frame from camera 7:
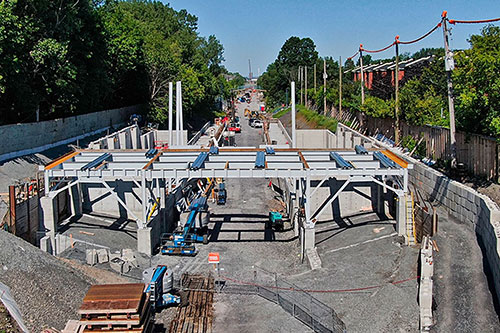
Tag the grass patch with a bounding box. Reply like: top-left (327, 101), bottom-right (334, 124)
top-left (273, 105), bottom-right (338, 132)
top-left (297, 105), bottom-right (338, 132)
top-left (273, 107), bottom-right (290, 119)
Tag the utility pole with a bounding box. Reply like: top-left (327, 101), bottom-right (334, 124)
top-left (339, 56), bottom-right (342, 118)
top-left (314, 63), bottom-right (317, 93)
top-left (300, 66), bottom-right (303, 105)
top-left (394, 36), bottom-right (400, 145)
top-left (305, 66), bottom-right (308, 107)
top-left (323, 58), bottom-right (327, 116)
top-left (442, 10), bottom-right (457, 168)
top-left (359, 45), bottom-right (365, 105)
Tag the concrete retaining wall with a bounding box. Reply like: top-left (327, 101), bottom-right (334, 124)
top-left (335, 121), bottom-right (500, 305)
top-left (0, 105), bottom-right (140, 161)
top-left (409, 159), bottom-right (500, 302)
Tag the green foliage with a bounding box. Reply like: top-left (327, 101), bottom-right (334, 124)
top-left (259, 36), bottom-right (318, 108)
top-left (360, 96), bottom-right (393, 118)
top-left (0, 0), bottom-right (226, 126)
top-left (273, 108), bottom-right (290, 119)
top-left (400, 135), bottom-right (426, 157)
top-left (298, 105), bottom-right (338, 132)
top-left (454, 25), bottom-right (500, 136)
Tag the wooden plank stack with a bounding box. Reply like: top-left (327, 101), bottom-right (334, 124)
top-left (63, 283), bottom-right (152, 333)
top-left (169, 274), bottom-right (214, 333)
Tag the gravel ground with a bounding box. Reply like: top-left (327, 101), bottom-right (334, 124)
top-left (431, 209), bottom-right (500, 332)
top-left (0, 230), bottom-right (131, 331)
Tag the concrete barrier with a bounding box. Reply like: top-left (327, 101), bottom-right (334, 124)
top-left (0, 105), bottom-right (140, 161)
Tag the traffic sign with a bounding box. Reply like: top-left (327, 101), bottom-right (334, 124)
top-left (208, 252), bottom-right (220, 263)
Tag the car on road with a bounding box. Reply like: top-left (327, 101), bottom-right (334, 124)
top-left (228, 123), bottom-right (241, 133)
top-left (248, 118), bottom-right (256, 126)
top-left (252, 120), bottom-right (263, 128)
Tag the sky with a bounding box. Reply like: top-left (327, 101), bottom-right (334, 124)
top-left (165, 0), bottom-right (500, 76)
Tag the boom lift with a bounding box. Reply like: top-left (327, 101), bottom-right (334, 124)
top-left (161, 196), bottom-right (210, 256)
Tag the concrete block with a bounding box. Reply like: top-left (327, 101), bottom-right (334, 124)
top-left (86, 249), bottom-right (97, 266)
top-left (97, 249), bottom-right (109, 263)
top-left (40, 235), bottom-right (53, 254)
top-left (122, 248), bottom-right (138, 267)
top-left (110, 257), bottom-right (131, 274)
top-left (137, 227), bottom-right (153, 255)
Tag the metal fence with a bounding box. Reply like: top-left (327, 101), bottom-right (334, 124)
top-left (220, 266), bottom-right (346, 333)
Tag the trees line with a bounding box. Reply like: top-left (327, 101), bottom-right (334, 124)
top-left (258, 26), bottom-right (500, 138)
top-left (0, 0), bottom-right (243, 127)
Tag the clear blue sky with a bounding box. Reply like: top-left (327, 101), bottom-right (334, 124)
top-left (165, 0), bottom-right (500, 76)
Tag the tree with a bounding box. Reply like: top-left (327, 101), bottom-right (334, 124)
top-left (454, 25), bottom-right (500, 136)
top-left (0, 0), bottom-right (110, 124)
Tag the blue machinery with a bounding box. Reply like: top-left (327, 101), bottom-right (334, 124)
top-left (161, 196), bottom-right (209, 256)
top-left (143, 265), bottom-right (180, 310)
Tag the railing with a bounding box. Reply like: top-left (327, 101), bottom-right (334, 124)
top-left (188, 121), bottom-right (211, 145)
top-left (345, 109), bottom-right (499, 182)
top-left (218, 266), bottom-right (346, 333)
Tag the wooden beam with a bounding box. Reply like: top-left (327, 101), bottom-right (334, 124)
top-left (45, 151), bottom-right (79, 170)
top-left (381, 149), bottom-right (408, 168)
top-left (298, 152), bottom-right (310, 169)
top-left (142, 151), bottom-right (163, 170)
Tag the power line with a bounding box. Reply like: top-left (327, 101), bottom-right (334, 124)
top-left (361, 41), bottom-right (396, 54)
top-left (399, 22), bottom-right (442, 45)
top-left (449, 17), bottom-right (500, 25)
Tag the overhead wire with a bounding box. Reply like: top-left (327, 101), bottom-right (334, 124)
top-left (449, 17), bottom-right (500, 25)
top-left (361, 41), bottom-right (396, 54)
top-left (399, 22), bottom-right (442, 45)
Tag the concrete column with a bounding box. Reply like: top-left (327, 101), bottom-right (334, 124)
top-left (141, 171), bottom-right (147, 226)
top-left (291, 81), bottom-right (296, 148)
top-left (118, 131), bottom-right (127, 149)
top-left (160, 179), bottom-right (166, 233)
top-left (395, 191), bottom-right (406, 237)
top-left (130, 125), bottom-right (139, 149)
top-left (344, 131), bottom-right (352, 149)
top-left (376, 182), bottom-right (385, 216)
top-left (40, 195), bottom-right (58, 253)
top-left (137, 227), bottom-right (153, 255)
top-left (176, 81), bottom-right (181, 146)
top-left (168, 82), bottom-right (173, 146)
top-left (179, 82), bottom-right (184, 145)
top-left (107, 136), bottom-right (115, 150)
top-left (69, 183), bottom-right (82, 217)
top-left (304, 226), bottom-right (316, 250)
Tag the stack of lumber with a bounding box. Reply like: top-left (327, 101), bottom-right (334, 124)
top-left (169, 274), bottom-right (214, 333)
top-left (63, 283), bottom-right (151, 333)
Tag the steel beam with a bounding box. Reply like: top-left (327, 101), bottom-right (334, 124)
top-left (310, 179), bottom-right (351, 221)
top-left (100, 180), bottom-right (144, 228)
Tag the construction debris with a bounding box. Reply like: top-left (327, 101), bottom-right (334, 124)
top-left (169, 274), bottom-right (214, 333)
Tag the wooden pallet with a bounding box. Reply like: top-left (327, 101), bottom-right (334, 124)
top-left (76, 283), bottom-right (151, 333)
top-left (79, 284), bottom-right (145, 315)
top-left (169, 274), bottom-right (214, 333)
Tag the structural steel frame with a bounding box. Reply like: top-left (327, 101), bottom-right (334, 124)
top-left (43, 147), bottom-right (412, 230)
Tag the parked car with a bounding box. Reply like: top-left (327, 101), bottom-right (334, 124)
top-left (252, 120), bottom-right (263, 128)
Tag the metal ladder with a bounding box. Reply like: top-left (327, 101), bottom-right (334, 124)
top-left (405, 192), bottom-right (416, 245)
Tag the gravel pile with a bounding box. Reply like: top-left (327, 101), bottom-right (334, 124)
top-left (0, 230), bottom-right (94, 331)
